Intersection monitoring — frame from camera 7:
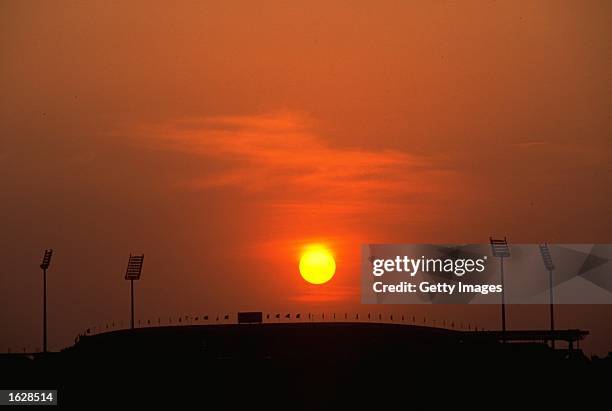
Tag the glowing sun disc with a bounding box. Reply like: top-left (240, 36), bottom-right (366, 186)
top-left (299, 245), bottom-right (336, 285)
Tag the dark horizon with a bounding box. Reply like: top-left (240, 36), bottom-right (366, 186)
top-left (3, 320), bottom-right (606, 408)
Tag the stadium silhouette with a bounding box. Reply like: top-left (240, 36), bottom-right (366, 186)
top-left (2, 316), bottom-right (610, 408)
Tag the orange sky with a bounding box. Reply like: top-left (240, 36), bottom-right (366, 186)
top-left (1, 1), bottom-right (611, 353)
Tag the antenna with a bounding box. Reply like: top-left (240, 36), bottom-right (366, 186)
top-left (539, 243), bottom-right (555, 349)
top-left (40, 249), bottom-right (53, 353)
top-left (490, 237), bottom-right (510, 339)
top-left (125, 254), bottom-right (144, 329)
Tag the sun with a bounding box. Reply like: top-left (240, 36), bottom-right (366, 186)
top-left (299, 244), bottom-right (336, 285)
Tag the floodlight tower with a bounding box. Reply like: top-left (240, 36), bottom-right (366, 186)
top-left (125, 254), bottom-right (144, 329)
top-left (539, 243), bottom-right (556, 349)
top-left (490, 237), bottom-right (510, 337)
top-left (40, 249), bottom-right (53, 353)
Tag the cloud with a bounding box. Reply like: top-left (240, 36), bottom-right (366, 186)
top-left (288, 285), bottom-right (359, 303)
top-left (514, 141), bottom-right (550, 148)
top-left (131, 111), bottom-right (455, 223)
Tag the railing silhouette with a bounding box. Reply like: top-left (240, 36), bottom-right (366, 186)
top-left (73, 311), bottom-right (483, 342)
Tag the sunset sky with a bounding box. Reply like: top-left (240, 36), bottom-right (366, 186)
top-left (1, 1), bottom-right (611, 353)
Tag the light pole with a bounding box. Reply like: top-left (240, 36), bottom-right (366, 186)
top-left (490, 237), bottom-right (510, 338)
top-left (539, 243), bottom-right (555, 349)
top-left (39, 249), bottom-right (53, 353)
top-left (124, 254), bottom-right (144, 329)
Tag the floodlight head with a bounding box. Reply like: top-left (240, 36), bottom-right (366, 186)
top-left (40, 249), bottom-right (53, 270)
top-left (538, 243), bottom-right (555, 271)
top-left (489, 237), bottom-right (510, 258)
top-left (125, 254), bottom-right (144, 280)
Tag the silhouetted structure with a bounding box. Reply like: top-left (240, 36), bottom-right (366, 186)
top-left (39, 249), bottom-right (53, 353)
top-left (124, 254), bottom-right (144, 329)
top-left (0, 321), bottom-right (603, 408)
top-left (539, 243), bottom-right (556, 348)
top-left (490, 237), bottom-right (510, 337)
top-left (461, 329), bottom-right (587, 350)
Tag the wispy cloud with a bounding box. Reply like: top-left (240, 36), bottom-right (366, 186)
top-left (514, 141), bottom-right (551, 148)
top-left (288, 285), bottom-right (359, 303)
top-left (133, 111), bottom-right (453, 220)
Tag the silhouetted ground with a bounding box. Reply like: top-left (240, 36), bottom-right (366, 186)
top-left (1, 323), bottom-right (609, 408)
